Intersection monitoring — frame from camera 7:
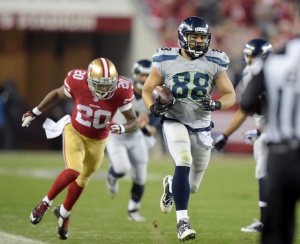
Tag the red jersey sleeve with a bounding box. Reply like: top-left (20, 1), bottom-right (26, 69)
top-left (113, 76), bottom-right (134, 110)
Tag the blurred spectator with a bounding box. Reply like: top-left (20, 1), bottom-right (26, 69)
top-left (142, 0), bottom-right (296, 85)
top-left (197, 0), bottom-right (221, 25)
top-left (0, 88), bottom-right (3, 128)
top-left (0, 79), bottom-right (25, 150)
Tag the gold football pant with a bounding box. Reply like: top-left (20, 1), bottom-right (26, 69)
top-left (63, 123), bottom-right (107, 187)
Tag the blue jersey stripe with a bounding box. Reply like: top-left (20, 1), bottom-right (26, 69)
top-left (205, 56), bottom-right (228, 68)
top-left (153, 55), bottom-right (178, 63)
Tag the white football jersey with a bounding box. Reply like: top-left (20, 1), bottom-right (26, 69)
top-left (152, 47), bottom-right (229, 128)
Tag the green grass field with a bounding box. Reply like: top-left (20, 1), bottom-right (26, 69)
top-left (0, 151), bottom-right (299, 244)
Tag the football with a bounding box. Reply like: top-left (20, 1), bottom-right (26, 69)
top-left (152, 86), bottom-right (174, 104)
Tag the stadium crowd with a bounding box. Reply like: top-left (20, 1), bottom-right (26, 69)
top-left (142, 0), bottom-right (295, 84)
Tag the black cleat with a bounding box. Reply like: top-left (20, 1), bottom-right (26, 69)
top-left (53, 206), bottom-right (70, 240)
top-left (30, 201), bottom-right (49, 225)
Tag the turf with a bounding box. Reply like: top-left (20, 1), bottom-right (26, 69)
top-left (0, 151), bottom-right (298, 244)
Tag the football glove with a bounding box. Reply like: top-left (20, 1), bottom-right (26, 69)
top-left (106, 122), bottom-right (125, 134)
top-left (22, 111), bottom-right (37, 127)
top-left (199, 97), bottom-right (222, 111)
top-left (243, 129), bottom-right (260, 145)
top-left (213, 134), bottom-right (228, 151)
top-left (150, 96), bottom-right (175, 117)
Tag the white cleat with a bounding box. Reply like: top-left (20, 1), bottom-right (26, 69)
top-left (241, 219), bottom-right (263, 233)
top-left (177, 218), bottom-right (197, 242)
top-left (106, 174), bottom-right (119, 198)
top-left (127, 210), bottom-right (145, 222)
top-left (160, 175), bottom-right (173, 213)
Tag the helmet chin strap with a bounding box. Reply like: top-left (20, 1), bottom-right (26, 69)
top-left (186, 48), bottom-right (203, 59)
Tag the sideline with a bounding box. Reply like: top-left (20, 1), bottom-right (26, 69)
top-left (0, 231), bottom-right (45, 244)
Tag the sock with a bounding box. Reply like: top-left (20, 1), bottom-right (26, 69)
top-left (176, 210), bottom-right (188, 223)
top-left (47, 169), bottom-right (79, 200)
top-left (131, 183), bottom-right (145, 202)
top-left (258, 177), bottom-right (267, 224)
top-left (109, 166), bottom-right (125, 178)
top-left (128, 199), bottom-right (141, 211)
top-left (42, 196), bottom-right (53, 206)
top-left (60, 204), bottom-right (70, 218)
top-left (260, 205), bottom-right (267, 225)
top-left (172, 166), bottom-right (190, 210)
top-left (63, 181), bottom-right (84, 211)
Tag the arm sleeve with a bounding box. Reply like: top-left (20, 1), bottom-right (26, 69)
top-left (240, 69), bottom-right (266, 114)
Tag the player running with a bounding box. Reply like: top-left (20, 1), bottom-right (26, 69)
top-left (105, 59), bottom-right (160, 221)
top-left (214, 38), bottom-right (273, 233)
top-left (142, 16), bottom-right (236, 241)
top-left (22, 58), bottom-right (138, 240)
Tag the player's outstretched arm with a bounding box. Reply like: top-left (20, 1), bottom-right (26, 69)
top-left (22, 86), bottom-right (68, 127)
top-left (213, 108), bottom-right (248, 151)
top-left (223, 108), bottom-right (248, 137)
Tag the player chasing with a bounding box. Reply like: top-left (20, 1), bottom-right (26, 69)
top-left (214, 39), bottom-right (272, 233)
top-left (142, 16), bottom-right (236, 242)
top-left (22, 58), bottom-right (138, 240)
top-left (105, 59), bottom-right (160, 221)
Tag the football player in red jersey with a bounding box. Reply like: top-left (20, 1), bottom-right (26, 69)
top-left (21, 58), bottom-right (138, 240)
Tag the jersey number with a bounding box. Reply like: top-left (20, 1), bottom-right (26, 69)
top-left (72, 70), bottom-right (86, 80)
top-left (172, 71), bottom-right (210, 99)
top-left (76, 104), bottom-right (111, 129)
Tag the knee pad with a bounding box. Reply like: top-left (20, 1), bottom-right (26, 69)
top-left (190, 185), bottom-right (198, 194)
top-left (175, 150), bottom-right (192, 167)
top-left (76, 175), bottom-right (91, 188)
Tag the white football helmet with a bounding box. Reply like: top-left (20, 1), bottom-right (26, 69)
top-left (87, 58), bottom-right (118, 99)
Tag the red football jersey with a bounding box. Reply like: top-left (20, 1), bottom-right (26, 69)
top-left (64, 69), bottom-right (134, 139)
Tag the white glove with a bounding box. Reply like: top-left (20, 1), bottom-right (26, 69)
top-left (22, 111), bottom-right (36, 127)
top-left (106, 122), bottom-right (125, 134)
top-left (22, 107), bottom-right (42, 127)
top-left (243, 129), bottom-right (260, 145)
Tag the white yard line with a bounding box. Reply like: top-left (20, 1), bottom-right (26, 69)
top-left (0, 168), bottom-right (163, 181)
top-left (0, 231), bottom-right (45, 244)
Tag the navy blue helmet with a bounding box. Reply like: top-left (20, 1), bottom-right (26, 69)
top-left (178, 16), bottom-right (211, 58)
top-left (243, 38), bottom-right (273, 66)
top-left (131, 59), bottom-right (152, 90)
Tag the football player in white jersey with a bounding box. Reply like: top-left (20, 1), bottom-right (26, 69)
top-left (214, 39), bottom-right (272, 233)
top-left (105, 59), bottom-right (160, 222)
top-left (142, 16), bottom-right (236, 241)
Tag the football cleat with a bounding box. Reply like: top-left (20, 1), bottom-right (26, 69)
top-left (106, 173), bottom-right (119, 198)
top-left (53, 206), bottom-right (70, 240)
top-left (160, 175), bottom-right (173, 213)
top-left (127, 210), bottom-right (145, 222)
top-left (177, 218), bottom-right (197, 242)
top-left (30, 201), bottom-right (50, 225)
top-left (241, 219), bottom-right (263, 233)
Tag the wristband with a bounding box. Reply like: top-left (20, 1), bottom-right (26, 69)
top-left (141, 124), bottom-right (151, 136)
top-left (32, 107), bottom-right (42, 116)
top-left (214, 101), bottom-right (222, 110)
top-left (119, 124), bottom-right (125, 134)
